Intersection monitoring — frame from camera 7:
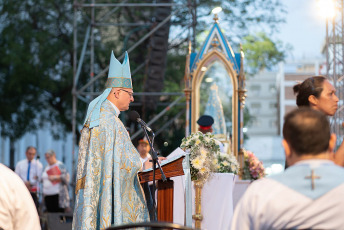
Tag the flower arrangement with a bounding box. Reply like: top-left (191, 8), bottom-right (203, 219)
top-left (242, 149), bottom-right (265, 180)
top-left (216, 152), bottom-right (240, 174)
top-left (180, 131), bottom-right (219, 183)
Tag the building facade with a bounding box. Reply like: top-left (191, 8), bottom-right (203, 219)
top-left (278, 59), bottom-right (325, 134)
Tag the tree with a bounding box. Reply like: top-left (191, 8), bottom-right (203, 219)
top-left (0, 0), bottom-right (288, 163)
top-left (171, 0), bottom-right (287, 48)
top-left (0, 0), bottom-right (87, 167)
top-left (242, 32), bottom-right (291, 76)
top-left (152, 0), bottom-right (288, 152)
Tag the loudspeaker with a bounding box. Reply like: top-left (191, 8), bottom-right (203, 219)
top-left (46, 213), bottom-right (73, 230)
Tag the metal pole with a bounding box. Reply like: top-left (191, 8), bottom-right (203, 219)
top-left (333, 14), bottom-right (338, 137)
top-left (333, 16), bottom-right (336, 88)
top-left (131, 60), bottom-right (147, 76)
top-left (77, 3), bottom-right (180, 7)
top-left (326, 18), bottom-right (329, 78)
top-left (184, 41), bottom-right (192, 137)
top-left (94, 23), bottom-right (152, 27)
top-left (97, 0), bottom-right (128, 22)
top-left (77, 8), bottom-right (181, 94)
top-left (74, 26), bottom-right (91, 86)
top-left (72, 0), bottom-right (78, 200)
top-left (90, 0), bottom-right (95, 98)
top-left (155, 110), bottom-right (185, 136)
top-left (131, 95), bottom-right (185, 140)
top-left (79, 92), bottom-right (184, 96)
top-left (342, 0), bottom-right (344, 73)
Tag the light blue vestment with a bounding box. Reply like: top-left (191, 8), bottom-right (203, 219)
top-left (232, 160), bottom-right (344, 230)
top-left (269, 160), bottom-right (344, 199)
top-left (73, 100), bottom-right (149, 230)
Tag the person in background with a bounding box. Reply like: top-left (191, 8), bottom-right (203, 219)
top-left (137, 138), bottom-right (150, 165)
top-left (231, 108), bottom-right (344, 229)
top-left (0, 163), bottom-right (41, 230)
top-left (197, 115), bottom-right (225, 152)
top-left (137, 137), bottom-right (167, 170)
top-left (42, 149), bottom-right (70, 213)
top-left (293, 76), bottom-right (344, 166)
top-left (136, 137), bottom-right (157, 221)
top-left (15, 146), bottom-right (43, 210)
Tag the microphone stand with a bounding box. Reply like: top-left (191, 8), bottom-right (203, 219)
top-left (140, 124), bottom-right (166, 221)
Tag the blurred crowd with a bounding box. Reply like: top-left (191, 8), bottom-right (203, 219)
top-left (0, 146), bottom-right (70, 229)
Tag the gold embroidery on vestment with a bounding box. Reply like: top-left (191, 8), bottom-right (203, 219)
top-left (75, 176), bottom-right (86, 194)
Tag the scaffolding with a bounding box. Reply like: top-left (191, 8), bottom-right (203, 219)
top-left (71, 1), bottom-right (196, 196)
top-left (326, 0), bottom-right (344, 148)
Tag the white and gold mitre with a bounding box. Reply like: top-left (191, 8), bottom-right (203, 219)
top-left (105, 51), bottom-right (132, 89)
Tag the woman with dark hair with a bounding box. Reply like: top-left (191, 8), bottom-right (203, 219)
top-left (293, 76), bottom-right (344, 166)
top-left (294, 76), bottom-right (338, 116)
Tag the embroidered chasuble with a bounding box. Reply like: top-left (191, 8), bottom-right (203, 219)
top-left (231, 160), bottom-right (344, 230)
top-left (73, 99), bottom-right (149, 230)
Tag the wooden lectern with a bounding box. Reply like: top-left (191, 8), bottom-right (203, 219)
top-left (138, 155), bottom-right (185, 222)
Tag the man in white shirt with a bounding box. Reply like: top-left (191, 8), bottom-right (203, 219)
top-left (15, 146), bottom-right (43, 210)
top-left (232, 108), bottom-right (344, 230)
top-left (0, 163), bottom-right (41, 230)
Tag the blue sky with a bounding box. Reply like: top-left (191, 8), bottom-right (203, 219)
top-left (278, 0), bottom-right (326, 60)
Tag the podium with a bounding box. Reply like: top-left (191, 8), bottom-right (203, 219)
top-left (138, 155), bottom-right (185, 222)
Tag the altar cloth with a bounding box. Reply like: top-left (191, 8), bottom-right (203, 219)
top-left (172, 173), bottom-right (237, 230)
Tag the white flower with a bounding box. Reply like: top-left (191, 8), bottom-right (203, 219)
top-left (191, 157), bottom-right (204, 170)
top-left (200, 147), bottom-right (207, 157)
top-left (231, 164), bottom-right (237, 172)
top-left (181, 131), bottom-right (224, 181)
top-left (199, 167), bottom-right (207, 174)
top-left (219, 152), bottom-right (227, 158)
top-left (222, 161), bottom-right (229, 166)
top-left (212, 158), bottom-right (218, 165)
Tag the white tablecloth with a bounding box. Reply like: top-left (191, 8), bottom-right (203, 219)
top-left (233, 180), bottom-right (251, 208)
top-left (172, 173), bottom-right (237, 230)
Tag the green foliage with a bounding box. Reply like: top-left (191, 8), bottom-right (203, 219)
top-left (173, 0), bottom-right (287, 48)
top-left (0, 0), bottom-right (83, 140)
top-left (0, 0), bottom-right (288, 149)
top-left (242, 32), bottom-right (290, 76)
top-left (216, 153), bottom-right (240, 174)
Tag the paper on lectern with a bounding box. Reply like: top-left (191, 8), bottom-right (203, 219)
top-left (165, 147), bottom-right (186, 159)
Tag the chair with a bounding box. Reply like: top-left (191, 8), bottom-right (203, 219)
top-left (105, 221), bottom-right (198, 230)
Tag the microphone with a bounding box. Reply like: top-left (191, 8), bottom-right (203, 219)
top-left (128, 111), bottom-right (153, 132)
